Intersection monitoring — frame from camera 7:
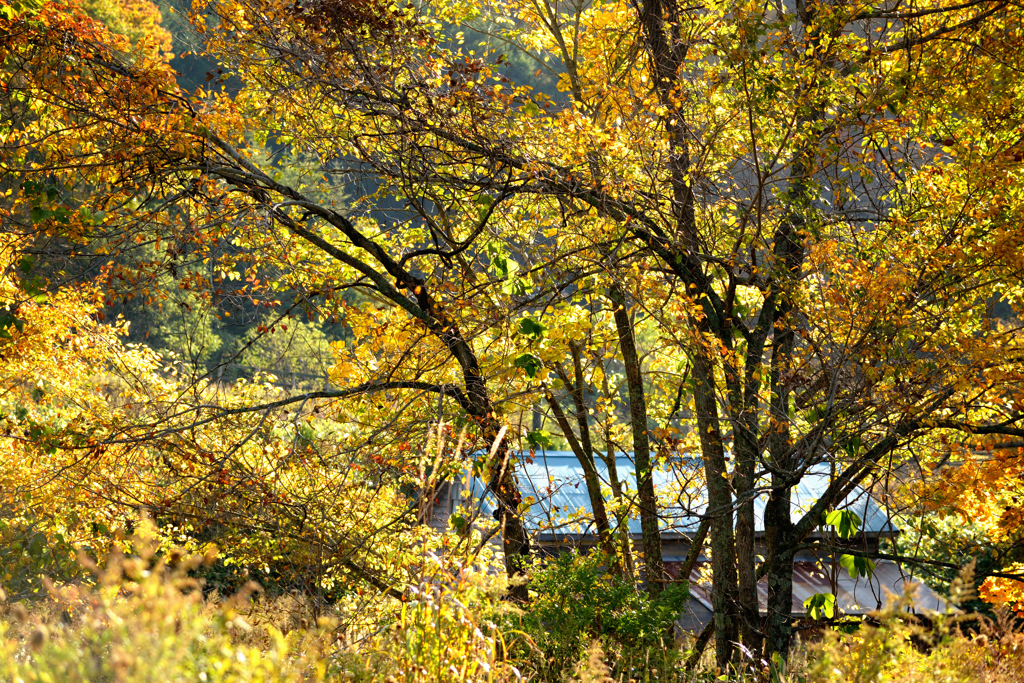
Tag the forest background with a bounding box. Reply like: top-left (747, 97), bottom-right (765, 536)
top-left (3, 0), bottom-right (1024, 680)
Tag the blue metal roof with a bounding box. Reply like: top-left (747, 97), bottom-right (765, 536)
top-left (454, 451), bottom-right (897, 537)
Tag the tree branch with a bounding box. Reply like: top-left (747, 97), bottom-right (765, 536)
top-left (101, 381), bottom-right (472, 446)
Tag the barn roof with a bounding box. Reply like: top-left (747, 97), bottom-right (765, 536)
top-left (454, 451), bottom-right (897, 537)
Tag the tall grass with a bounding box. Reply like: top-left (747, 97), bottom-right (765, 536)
top-left (0, 527), bottom-right (521, 682)
top-left (2, 539), bottom-right (1021, 682)
top-left (334, 567), bottom-right (522, 682)
top-left (0, 533), bottom-right (330, 682)
top-left (804, 563), bottom-right (1024, 683)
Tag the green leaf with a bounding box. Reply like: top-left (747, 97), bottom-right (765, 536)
top-left (20, 277), bottom-right (47, 304)
top-left (526, 429), bottom-right (552, 449)
top-left (51, 207), bottom-right (71, 225)
top-left (833, 620), bottom-right (860, 634)
top-left (449, 513), bottom-right (470, 537)
top-left (826, 509), bottom-right (862, 539)
top-left (803, 592), bottom-right (835, 620)
top-left (514, 353), bottom-right (542, 378)
top-left (17, 255), bottom-right (35, 275)
top-left (804, 406), bottom-right (825, 423)
top-left (502, 274), bottom-right (527, 297)
top-left (492, 255), bottom-right (517, 280)
top-left (839, 553), bottom-right (876, 579)
top-left (518, 317), bottom-right (547, 340)
top-left (29, 206), bottom-right (50, 224)
top-left (474, 194), bottom-right (493, 221)
top-left (0, 308), bottom-right (25, 337)
top-left (842, 435), bottom-right (864, 458)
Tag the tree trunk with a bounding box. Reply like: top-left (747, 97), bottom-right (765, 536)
top-left (602, 444), bottom-right (637, 577)
top-left (463, 359), bottom-right (532, 601)
top-left (724, 331), bottom-right (763, 656)
top-left (598, 357), bottom-right (637, 576)
top-left (545, 390), bottom-right (618, 563)
top-left (763, 283), bottom-right (799, 656)
top-left (484, 423), bottom-right (532, 602)
top-left (731, 306), bottom-right (776, 657)
top-left (763, 482), bottom-right (796, 660)
top-left (734, 431), bottom-right (762, 657)
top-left (692, 347), bottom-right (740, 666)
top-left (609, 284), bottom-right (664, 597)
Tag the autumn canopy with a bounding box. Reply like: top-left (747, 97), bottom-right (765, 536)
top-left (2, 0), bottom-right (1024, 676)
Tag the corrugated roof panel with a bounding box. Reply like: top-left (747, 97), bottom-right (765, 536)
top-left (665, 560), bottom-right (951, 616)
top-left (838, 560), bottom-right (952, 613)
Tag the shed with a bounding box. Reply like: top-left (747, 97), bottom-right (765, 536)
top-left (431, 451), bottom-right (951, 628)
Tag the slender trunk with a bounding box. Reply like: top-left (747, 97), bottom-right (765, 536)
top-left (545, 390), bottom-right (618, 563)
top-left (568, 345), bottom-right (619, 567)
top-left (756, 14), bottom-right (818, 632)
top-left (763, 312), bottom-right (798, 655)
top-left (732, 307), bottom-right (775, 655)
top-left (763, 464), bottom-right (796, 658)
top-left (466, 365), bottom-right (531, 601)
top-left (725, 332), bottom-right (761, 655)
top-left (762, 201), bottom-right (803, 653)
top-left (602, 444), bottom-right (637, 577)
top-left (599, 356), bottom-right (636, 576)
top-left (485, 425), bottom-right (531, 602)
top-left (733, 430), bottom-right (761, 656)
top-left (609, 283), bottom-right (664, 597)
top-left (692, 347), bottom-right (739, 665)
top-left (763, 484), bottom-right (795, 659)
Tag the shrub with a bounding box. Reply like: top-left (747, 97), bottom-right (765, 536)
top-left (337, 560), bottom-right (522, 683)
top-left (510, 551), bottom-right (689, 681)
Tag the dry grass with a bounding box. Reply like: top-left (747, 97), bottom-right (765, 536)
top-left (2, 542), bottom-right (1021, 683)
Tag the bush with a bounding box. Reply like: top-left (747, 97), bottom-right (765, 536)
top-left (8, 527), bottom-right (1021, 683)
top-left (510, 551), bottom-right (689, 681)
top-left (339, 570), bottom-right (521, 683)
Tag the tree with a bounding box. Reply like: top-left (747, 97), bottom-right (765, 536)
top-left (81, 0), bottom-right (172, 58)
top-left (5, 0), bottom-right (1024, 668)
top-left (0, 230), bottom-right (454, 609)
top-left (513, 0), bottom-right (1024, 664)
top-left (257, 0), bottom-right (1024, 663)
top-left (0, 241), bottom-right (169, 592)
top-left (301, 0), bottom-right (1024, 663)
top-left (459, 0), bottom-right (1024, 664)
top-left (1, 0), bottom-right (536, 597)
top-left (906, 435), bottom-right (1024, 616)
